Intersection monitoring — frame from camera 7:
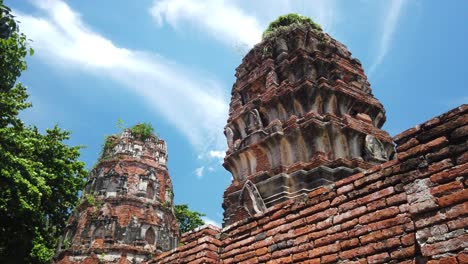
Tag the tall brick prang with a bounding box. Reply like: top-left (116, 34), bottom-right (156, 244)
top-left (222, 21), bottom-right (395, 225)
top-left (55, 128), bottom-right (179, 263)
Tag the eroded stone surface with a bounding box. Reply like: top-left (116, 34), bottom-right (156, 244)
top-left (222, 24), bottom-right (395, 226)
top-left (55, 129), bottom-right (179, 263)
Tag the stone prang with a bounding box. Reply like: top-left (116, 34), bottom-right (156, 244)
top-left (222, 23), bottom-right (395, 225)
top-left (55, 128), bottom-right (179, 263)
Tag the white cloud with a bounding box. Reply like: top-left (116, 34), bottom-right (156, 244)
top-left (194, 166), bottom-right (204, 179)
top-left (150, 0), bottom-right (263, 48)
top-left (369, 0), bottom-right (406, 74)
top-left (15, 0), bottom-right (228, 152)
top-left (209, 150), bottom-right (225, 160)
top-left (150, 0), bottom-right (336, 50)
top-left (201, 216), bottom-right (221, 228)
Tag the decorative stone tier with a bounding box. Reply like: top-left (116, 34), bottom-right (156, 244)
top-left (55, 129), bottom-right (179, 263)
top-left (153, 105), bottom-right (468, 264)
top-left (223, 25), bottom-right (395, 225)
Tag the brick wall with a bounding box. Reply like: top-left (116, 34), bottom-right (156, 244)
top-left (151, 225), bottom-right (221, 264)
top-left (149, 104), bottom-right (467, 264)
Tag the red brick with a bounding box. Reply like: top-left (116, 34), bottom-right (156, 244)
top-left (436, 188), bottom-right (468, 207)
top-left (340, 238), bottom-right (359, 250)
top-left (292, 251), bottom-right (309, 262)
top-left (308, 242), bottom-right (340, 258)
top-left (427, 256), bottom-right (458, 264)
top-left (358, 206), bottom-right (400, 224)
top-left (421, 234), bottom-right (468, 256)
top-left (431, 181), bottom-right (464, 197)
top-left (339, 200), bottom-right (358, 212)
top-left (255, 247), bottom-right (268, 257)
top-left (386, 192), bottom-right (407, 206)
top-left (458, 251), bottom-right (468, 263)
top-left (447, 217), bottom-right (468, 230)
top-left (336, 172), bottom-right (365, 187)
top-left (337, 183), bottom-right (354, 195)
top-left (394, 126), bottom-right (421, 145)
top-left (333, 206), bottom-right (367, 224)
top-left (321, 253), bottom-right (338, 263)
top-left (315, 232), bottom-right (348, 247)
top-left (401, 233), bottom-right (415, 246)
top-left (430, 163), bottom-right (468, 184)
top-left (367, 252), bottom-right (390, 264)
top-left (390, 246), bottom-right (415, 259)
top-left (367, 199), bottom-right (387, 211)
top-left (398, 136), bottom-right (448, 160)
top-left (357, 186), bottom-right (394, 205)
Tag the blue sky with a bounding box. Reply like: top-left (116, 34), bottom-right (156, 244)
top-left (10, 0), bottom-right (467, 227)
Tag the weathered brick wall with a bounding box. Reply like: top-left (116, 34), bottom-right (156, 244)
top-left (149, 104), bottom-right (467, 264)
top-left (150, 225), bottom-right (221, 264)
top-left (394, 105), bottom-right (468, 263)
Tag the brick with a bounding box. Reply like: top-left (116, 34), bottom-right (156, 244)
top-left (367, 252), bottom-right (390, 264)
top-left (436, 188), bottom-right (468, 207)
top-left (315, 232), bottom-right (348, 247)
top-left (390, 246), bottom-right (415, 259)
top-left (337, 183), bottom-right (354, 195)
top-left (447, 217), bottom-right (467, 230)
top-left (367, 199), bottom-right (387, 211)
top-left (306, 208), bottom-right (338, 224)
top-left (255, 247), bottom-right (268, 257)
top-left (292, 251), bottom-right (309, 262)
top-left (397, 137), bottom-right (420, 152)
top-left (358, 206), bottom-right (400, 224)
top-left (394, 126), bottom-right (421, 145)
top-left (321, 253), bottom-right (338, 263)
top-left (336, 172), bottom-right (365, 187)
top-left (333, 206), bottom-right (367, 224)
top-left (357, 186), bottom-right (394, 205)
top-left (401, 233), bottom-right (415, 246)
top-left (430, 181), bottom-right (464, 197)
top-left (430, 163), bottom-right (468, 184)
top-left (421, 234), bottom-right (468, 256)
top-left (308, 242), bottom-right (340, 258)
top-left (340, 238), bottom-right (359, 250)
top-left (451, 124), bottom-right (468, 140)
top-left (427, 256), bottom-right (458, 264)
top-left (458, 251), bottom-right (468, 263)
top-left (386, 192), bottom-right (407, 206)
top-left (398, 136), bottom-right (449, 160)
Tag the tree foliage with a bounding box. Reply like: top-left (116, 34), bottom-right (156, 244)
top-left (174, 204), bottom-right (205, 234)
top-left (262, 13), bottom-right (322, 40)
top-left (0, 1), bottom-right (87, 263)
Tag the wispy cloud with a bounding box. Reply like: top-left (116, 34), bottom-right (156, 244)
top-left (15, 0), bottom-right (228, 152)
top-left (194, 166), bottom-right (204, 179)
top-left (150, 0), bottom-right (263, 47)
top-left (201, 216), bottom-right (221, 227)
top-left (369, 0), bottom-right (406, 75)
top-left (150, 0), bottom-right (337, 50)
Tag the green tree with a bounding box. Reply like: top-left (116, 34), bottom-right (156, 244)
top-left (174, 204), bottom-right (205, 234)
top-left (0, 1), bottom-right (87, 263)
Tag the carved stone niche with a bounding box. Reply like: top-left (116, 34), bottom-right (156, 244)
top-left (239, 181), bottom-right (267, 216)
top-left (246, 109), bottom-right (263, 134)
top-left (364, 135), bottom-right (389, 163)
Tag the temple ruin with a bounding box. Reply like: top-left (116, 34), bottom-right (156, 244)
top-left (55, 129), bottom-right (179, 263)
top-left (56, 15), bottom-right (467, 264)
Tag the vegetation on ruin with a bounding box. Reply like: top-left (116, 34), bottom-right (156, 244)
top-left (0, 1), bottom-right (87, 263)
top-left (262, 13), bottom-right (322, 40)
top-left (131, 122), bottom-right (154, 140)
top-left (174, 204), bottom-right (205, 234)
